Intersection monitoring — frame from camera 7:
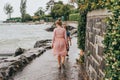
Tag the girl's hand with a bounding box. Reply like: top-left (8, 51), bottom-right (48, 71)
top-left (66, 44), bottom-right (69, 49)
top-left (51, 44), bottom-right (53, 48)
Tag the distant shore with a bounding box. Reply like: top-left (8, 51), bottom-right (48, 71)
top-left (1, 21), bottom-right (77, 24)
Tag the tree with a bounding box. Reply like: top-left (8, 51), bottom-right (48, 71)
top-left (4, 3), bottom-right (13, 19)
top-left (69, 0), bottom-right (76, 3)
top-left (20, 0), bottom-right (27, 22)
top-left (34, 7), bottom-right (44, 16)
top-left (56, 1), bottom-right (63, 5)
top-left (24, 14), bottom-right (32, 21)
top-left (51, 3), bottom-right (63, 19)
top-left (50, 1), bottom-right (71, 20)
top-left (62, 4), bottom-right (72, 20)
top-left (46, 0), bottom-right (55, 12)
top-left (69, 0), bottom-right (76, 6)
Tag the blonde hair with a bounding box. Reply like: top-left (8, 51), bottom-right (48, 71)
top-left (63, 23), bottom-right (68, 30)
top-left (58, 18), bottom-right (61, 22)
top-left (55, 19), bottom-right (62, 26)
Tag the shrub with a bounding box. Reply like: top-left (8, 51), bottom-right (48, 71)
top-left (69, 13), bottom-right (79, 21)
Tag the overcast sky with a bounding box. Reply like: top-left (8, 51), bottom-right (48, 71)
top-left (0, 0), bottom-right (69, 21)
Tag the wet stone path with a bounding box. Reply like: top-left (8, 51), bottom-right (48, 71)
top-left (13, 38), bottom-right (86, 80)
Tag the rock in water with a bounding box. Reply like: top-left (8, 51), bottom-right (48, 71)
top-left (14, 48), bottom-right (25, 57)
top-left (70, 29), bottom-right (77, 35)
top-left (45, 24), bottom-right (56, 32)
top-left (67, 25), bottom-right (76, 30)
top-left (34, 39), bottom-right (51, 48)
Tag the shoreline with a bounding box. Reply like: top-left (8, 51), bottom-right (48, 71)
top-left (0, 22), bottom-right (77, 57)
top-left (0, 25), bottom-right (77, 80)
top-left (0, 21), bottom-right (78, 25)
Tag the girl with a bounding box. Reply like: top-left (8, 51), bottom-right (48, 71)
top-left (62, 23), bottom-right (72, 56)
top-left (52, 20), bottom-right (68, 69)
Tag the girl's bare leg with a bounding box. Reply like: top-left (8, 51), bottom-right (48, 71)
top-left (61, 56), bottom-right (66, 68)
top-left (57, 55), bottom-right (61, 69)
top-left (61, 56), bottom-right (65, 64)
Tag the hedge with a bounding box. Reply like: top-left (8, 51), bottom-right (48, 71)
top-left (69, 13), bottom-right (79, 21)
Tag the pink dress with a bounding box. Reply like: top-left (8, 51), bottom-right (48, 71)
top-left (52, 27), bottom-right (67, 56)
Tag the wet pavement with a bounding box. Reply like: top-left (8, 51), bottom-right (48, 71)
top-left (13, 38), bottom-right (87, 80)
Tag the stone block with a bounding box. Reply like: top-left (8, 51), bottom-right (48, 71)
top-left (93, 47), bottom-right (96, 54)
top-left (97, 76), bottom-right (103, 80)
top-left (98, 46), bottom-right (104, 56)
top-left (92, 34), bottom-right (95, 44)
top-left (88, 32), bottom-right (92, 41)
top-left (98, 69), bottom-right (105, 79)
top-left (95, 29), bottom-right (101, 35)
top-left (89, 65), bottom-right (97, 80)
top-left (102, 22), bottom-right (107, 33)
top-left (99, 60), bottom-right (105, 71)
top-left (94, 18), bottom-right (101, 23)
top-left (95, 21), bottom-right (102, 29)
top-left (87, 41), bottom-right (90, 51)
top-left (96, 36), bottom-right (104, 45)
top-left (88, 19), bottom-right (94, 28)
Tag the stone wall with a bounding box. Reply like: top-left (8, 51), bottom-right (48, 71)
top-left (85, 9), bottom-right (110, 80)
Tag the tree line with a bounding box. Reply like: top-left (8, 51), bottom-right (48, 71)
top-left (3, 0), bottom-right (78, 22)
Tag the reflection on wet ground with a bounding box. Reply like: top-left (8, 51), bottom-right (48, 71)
top-left (13, 38), bottom-right (87, 80)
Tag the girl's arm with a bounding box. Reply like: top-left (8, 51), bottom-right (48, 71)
top-left (52, 29), bottom-right (56, 48)
top-left (64, 29), bottom-right (68, 48)
top-left (68, 37), bottom-right (72, 46)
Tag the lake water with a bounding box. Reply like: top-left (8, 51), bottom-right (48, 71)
top-left (0, 23), bottom-right (53, 55)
